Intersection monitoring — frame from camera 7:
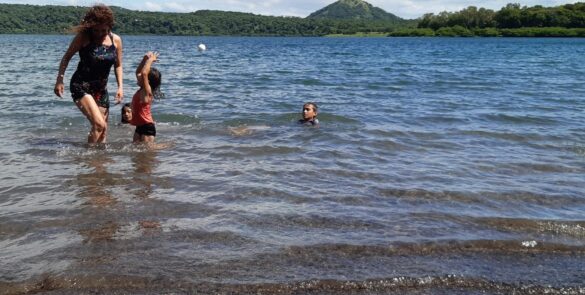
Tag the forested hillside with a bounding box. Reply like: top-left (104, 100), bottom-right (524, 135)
top-left (2, 2), bottom-right (584, 37)
top-left (400, 2), bottom-right (585, 36)
top-left (0, 4), bottom-right (413, 36)
top-left (418, 3), bottom-right (585, 29)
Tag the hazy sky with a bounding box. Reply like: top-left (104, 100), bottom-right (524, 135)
top-left (0, 0), bottom-right (578, 19)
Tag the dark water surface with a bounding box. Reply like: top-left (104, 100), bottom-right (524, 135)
top-left (1, 35), bottom-right (585, 294)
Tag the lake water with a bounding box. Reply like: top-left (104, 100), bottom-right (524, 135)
top-left (1, 35), bottom-right (585, 294)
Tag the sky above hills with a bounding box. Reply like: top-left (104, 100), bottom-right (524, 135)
top-left (0, 0), bottom-right (578, 19)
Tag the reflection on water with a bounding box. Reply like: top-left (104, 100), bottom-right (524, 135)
top-left (73, 148), bottom-right (162, 266)
top-left (77, 156), bottom-right (119, 208)
top-left (131, 150), bottom-right (157, 199)
top-left (130, 150), bottom-right (162, 231)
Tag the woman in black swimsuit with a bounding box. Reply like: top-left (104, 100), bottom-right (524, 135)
top-left (54, 4), bottom-right (123, 144)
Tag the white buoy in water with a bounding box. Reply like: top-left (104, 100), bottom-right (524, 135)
top-left (197, 43), bottom-right (207, 52)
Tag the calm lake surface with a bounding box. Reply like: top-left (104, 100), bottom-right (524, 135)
top-left (1, 35), bottom-right (585, 294)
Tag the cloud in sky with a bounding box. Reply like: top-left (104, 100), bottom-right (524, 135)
top-left (0, 0), bottom-right (578, 19)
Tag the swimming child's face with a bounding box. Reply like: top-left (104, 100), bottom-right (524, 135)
top-left (122, 106), bottom-right (132, 123)
top-left (302, 104), bottom-right (317, 121)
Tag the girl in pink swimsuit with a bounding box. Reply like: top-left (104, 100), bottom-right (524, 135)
top-left (130, 52), bottom-right (162, 144)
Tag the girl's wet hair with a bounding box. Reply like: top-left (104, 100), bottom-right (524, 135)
top-left (149, 67), bottom-right (164, 99)
top-left (73, 4), bottom-right (114, 34)
top-left (304, 102), bottom-right (318, 112)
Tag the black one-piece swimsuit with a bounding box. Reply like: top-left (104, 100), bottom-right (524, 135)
top-left (70, 33), bottom-right (117, 109)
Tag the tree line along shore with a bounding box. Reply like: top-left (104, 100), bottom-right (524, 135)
top-left (1, 3), bottom-right (585, 37)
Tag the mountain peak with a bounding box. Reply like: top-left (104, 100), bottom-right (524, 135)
top-left (339, 0), bottom-right (369, 8)
top-left (307, 0), bottom-right (402, 21)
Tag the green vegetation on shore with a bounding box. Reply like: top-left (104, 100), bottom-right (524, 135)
top-left (389, 27), bottom-right (585, 37)
top-left (325, 32), bottom-right (389, 37)
top-left (1, 2), bottom-right (585, 37)
top-left (403, 3), bottom-right (585, 37)
top-left (0, 4), bottom-right (412, 36)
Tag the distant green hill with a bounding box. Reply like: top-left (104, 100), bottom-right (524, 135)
top-left (308, 0), bottom-right (402, 22)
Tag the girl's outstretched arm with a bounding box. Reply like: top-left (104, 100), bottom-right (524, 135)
top-left (135, 54), bottom-right (149, 79)
top-left (140, 51), bottom-right (159, 104)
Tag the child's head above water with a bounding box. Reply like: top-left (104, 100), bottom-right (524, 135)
top-left (299, 102), bottom-right (319, 126)
top-left (121, 103), bottom-right (132, 124)
top-left (301, 102), bottom-right (318, 123)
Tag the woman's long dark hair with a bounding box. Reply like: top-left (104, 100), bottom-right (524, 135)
top-left (73, 4), bottom-right (114, 34)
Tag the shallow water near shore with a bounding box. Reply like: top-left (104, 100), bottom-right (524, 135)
top-left (1, 35), bottom-right (585, 294)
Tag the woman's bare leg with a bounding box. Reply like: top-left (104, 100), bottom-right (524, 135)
top-left (97, 107), bottom-right (109, 143)
top-left (75, 95), bottom-right (107, 144)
